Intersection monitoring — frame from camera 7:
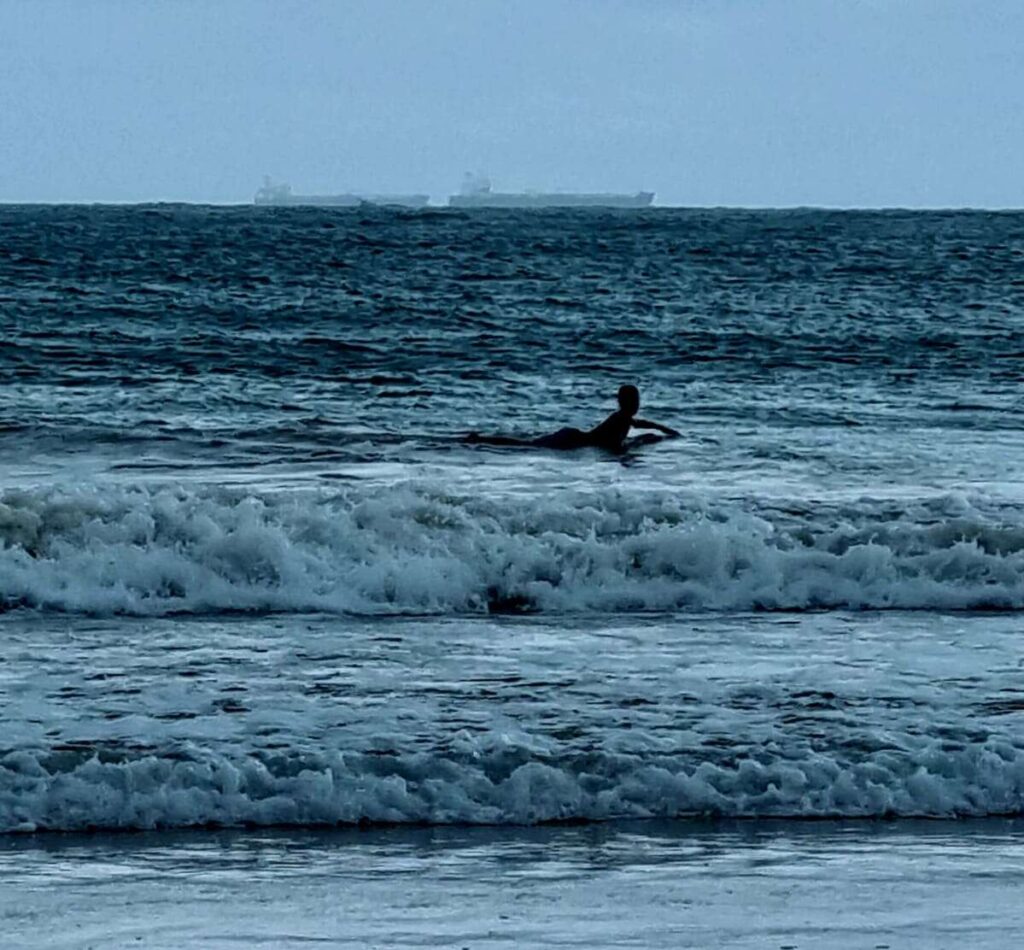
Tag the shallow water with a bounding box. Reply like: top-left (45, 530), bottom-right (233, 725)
top-left (2, 610), bottom-right (1022, 832)
top-left (3, 820), bottom-right (1023, 948)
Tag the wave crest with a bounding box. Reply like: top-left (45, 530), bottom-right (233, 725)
top-left (2, 484), bottom-right (1023, 616)
top-left (3, 739), bottom-right (1021, 833)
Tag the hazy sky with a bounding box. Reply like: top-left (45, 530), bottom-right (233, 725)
top-left (2, 0), bottom-right (1022, 206)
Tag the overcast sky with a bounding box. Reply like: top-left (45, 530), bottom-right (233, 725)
top-left (1, 0), bottom-right (1021, 206)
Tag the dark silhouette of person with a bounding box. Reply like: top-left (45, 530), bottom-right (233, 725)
top-left (466, 384), bottom-right (680, 452)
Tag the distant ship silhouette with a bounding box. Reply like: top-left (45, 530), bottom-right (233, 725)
top-left (447, 173), bottom-right (653, 209)
top-left (254, 178), bottom-right (429, 208)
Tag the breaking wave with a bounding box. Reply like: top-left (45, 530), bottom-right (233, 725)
top-left (2, 739), bottom-right (1022, 833)
top-left (2, 483), bottom-right (1024, 617)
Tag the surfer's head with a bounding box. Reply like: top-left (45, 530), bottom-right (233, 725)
top-left (617, 384), bottom-right (640, 416)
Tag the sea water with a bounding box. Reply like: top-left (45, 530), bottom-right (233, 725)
top-left (1, 205), bottom-right (1023, 944)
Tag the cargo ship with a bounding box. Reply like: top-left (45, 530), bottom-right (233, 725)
top-left (254, 179), bottom-right (429, 208)
top-left (447, 174), bottom-right (653, 209)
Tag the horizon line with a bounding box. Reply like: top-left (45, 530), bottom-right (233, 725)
top-left (2, 199), bottom-right (1023, 212)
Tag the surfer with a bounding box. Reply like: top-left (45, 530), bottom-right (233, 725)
top-left (466, 384), bottom-right (680, 452)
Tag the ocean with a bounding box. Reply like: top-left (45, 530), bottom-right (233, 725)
top-left (2, 204), bottom-right (1023, 947)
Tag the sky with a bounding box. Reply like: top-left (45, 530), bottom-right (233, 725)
top-left (1, 0), bottom-right (1022, 207)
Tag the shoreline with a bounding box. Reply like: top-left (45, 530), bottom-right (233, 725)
top-left (3, 818), bottom-right (1022, 949)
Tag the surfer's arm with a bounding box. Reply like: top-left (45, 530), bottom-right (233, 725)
top-left (632, 418), bottom-right (681, 437)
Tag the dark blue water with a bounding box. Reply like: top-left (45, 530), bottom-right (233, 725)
top-left (3, 205), bottom-right (1023, 478)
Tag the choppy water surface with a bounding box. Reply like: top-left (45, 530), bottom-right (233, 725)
top-left (1, 205), bottom-right (1023, 832)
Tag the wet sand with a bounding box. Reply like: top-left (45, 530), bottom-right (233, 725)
top-left (2, 819), bottom-right (1022, 949)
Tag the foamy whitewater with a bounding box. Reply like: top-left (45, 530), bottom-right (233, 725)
top-left (1, 205), bottom-right (1023, 834)
top-left (4, 482), bottom-right (1024, 616)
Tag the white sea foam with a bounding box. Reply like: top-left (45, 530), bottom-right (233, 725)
top-left (2, 483), bottom-right (1024, 616)
top-left (2, 739), bottom-right (1022, 833)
